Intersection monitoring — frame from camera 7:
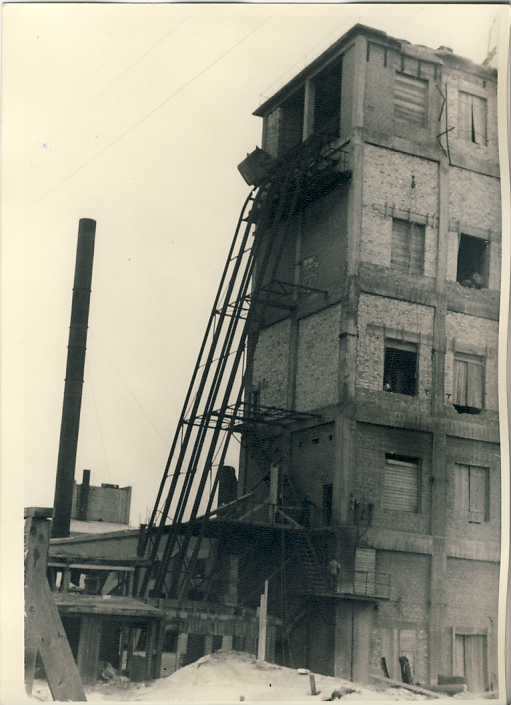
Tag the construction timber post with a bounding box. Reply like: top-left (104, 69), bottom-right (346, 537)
top-left (52, 218), bottom-right (96, 538)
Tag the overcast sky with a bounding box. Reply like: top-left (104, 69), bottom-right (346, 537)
top-left (3, 2), bottom-right (507, 526)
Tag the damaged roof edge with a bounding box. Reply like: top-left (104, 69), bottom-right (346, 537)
top-left (253, 22), bottom-right (496, 118)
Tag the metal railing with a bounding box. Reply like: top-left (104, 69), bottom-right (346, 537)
top-left (333, 569), bottom-right (391, 599)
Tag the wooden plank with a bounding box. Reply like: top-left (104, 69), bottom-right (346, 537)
top-left (25, 514), bottom-right (86, 700)
top-left (77, 616), bottom-right (102, 685)
top-left (370, 673), bottom-right (441, 698)
top-left (257, 580), bottom-right (268, 661)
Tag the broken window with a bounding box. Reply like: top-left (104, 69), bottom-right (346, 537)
top-left (391, 218), bottom-right (425, 275)
top-left (454, 463), bottom-right (489, 523)
top-left (453, 353), bottom-right (484, 413)
top-left (278, 87), bottom-right (305, 156)
top-left (312, 57), bottom-right (342, 139)
top-left (394, 73), bottom-right (428, 127)
top-left (383, 340), bottom-right (418, 396)
top-left (456, 234), bottom-right (489, 289)
top-left (458, 92), bottom-right (487, 145)
top-left (383, 454), bottom-right (421, 512)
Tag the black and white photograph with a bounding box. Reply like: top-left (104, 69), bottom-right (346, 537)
top-left (1, 3), bottom-right (510, 703)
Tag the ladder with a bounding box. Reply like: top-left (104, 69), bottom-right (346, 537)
top-left (136, 153), bottom-right (307, 600)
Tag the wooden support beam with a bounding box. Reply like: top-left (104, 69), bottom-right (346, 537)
top-left (24, 509), bottom-right (86, 700)
top-left (257, 580), bottom-right (269, 661)
top-left (77, 616), bottom-right (102, 685)
top-left (370, 673), bottom-right (441, 698)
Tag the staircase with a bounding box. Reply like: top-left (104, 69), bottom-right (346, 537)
top-left (291, 532), bottom-right (328, 594)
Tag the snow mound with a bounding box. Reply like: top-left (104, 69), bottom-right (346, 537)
top-left (116, 650), bottom-right (427, 703)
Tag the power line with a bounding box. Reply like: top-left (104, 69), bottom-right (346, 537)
top-left (43, 18), bottom-right (191, 149)
top-left (34, 17), bottom-right (271, 206)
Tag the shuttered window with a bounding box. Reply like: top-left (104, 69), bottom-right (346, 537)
top-left (383, 455), bottom-right (420, 512)
top-left (453, 353), bottom-right (484, 410)
top-left (455, 463), bottom-right (489, 523)
top-left (394, 73), bottom-right (428, 127)
top-left (391, 219), bottom-right (425, 275)
top-left (458, 92), bottom-right (487, 145)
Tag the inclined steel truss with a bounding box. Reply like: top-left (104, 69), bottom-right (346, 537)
top-left (136, 136), bottom-right (351, 601)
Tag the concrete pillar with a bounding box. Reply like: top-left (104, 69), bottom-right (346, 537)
top-left (204, 635), bottom-right (214, 655)
top-left (333, 602), bottom-right (353, 678)
top-left (176, 633), bottom-right (188, 670)
top-left (352, 604), bottom-right (373, 683)
top-left (222, 634), bottom-right (233, 650)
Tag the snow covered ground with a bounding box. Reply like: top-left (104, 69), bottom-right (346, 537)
top-left (28, 650), bottom-right (497, 703)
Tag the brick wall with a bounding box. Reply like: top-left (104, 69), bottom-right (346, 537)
top-left (361, 145), bottom-right (439, 273)
top-left (300, 188), bottom-right (348, 291)
top-left (445, 557), bottom-right (499, 687)
top-left (296, 304), bottom-right (342, 411)
top-left (371, 550), bottom-right (431, 683)
top-left (291, 423), bottom-right (335, 515)
top-left (357, 293), bottom-right (434, 402)
top-left (446, 436), bottom-right (500, 544)
top-left (445, 311), bottom-right (499, 412)
top-left (448, 167), bottom-right (501, 233)
top-left (252, 319), bottom-right (291, 407)
top-left (355, 422), bottom-right (432, 534)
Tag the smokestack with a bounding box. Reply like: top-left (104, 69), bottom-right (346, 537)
top-left (52, 219), bottom-right (96, 538)
top-left (78, 469), bottom-right (91, 521)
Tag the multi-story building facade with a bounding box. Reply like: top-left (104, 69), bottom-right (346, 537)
top-left (238, 24), bottom-right (501, 691)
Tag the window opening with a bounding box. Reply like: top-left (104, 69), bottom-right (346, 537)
top-left (458, 92), bottom-right (487, 145)
top-left (391, 218), bottom-right (425, 275)
top-left (163, 630), bottom-right (178, 652)
top-left (456, 234), bottom-right (489, 289)
top-left (453, 353), bottom-right (484, 414)
top-left (394, 73), bottom-right (428, 127)
top-left (454, 634), bottom-right (489, 692)
top-left (383, 454), bottom-right (421, 512)
top-left (384, 341), bottom-right (418, 396)
top-left (312, 57), bottom-right (342, 139)
top-left (278, 87), bottom-right (305, 156)
top-left (454, 464), bottom-right (489, 523)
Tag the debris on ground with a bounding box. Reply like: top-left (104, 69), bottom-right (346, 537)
top-left (28, 650), bottom-right (494, 703)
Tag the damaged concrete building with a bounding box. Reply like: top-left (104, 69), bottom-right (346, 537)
top-left (34, 23), bottom-right (502, 696)
top-left (235, 23), bottom-right (501, 691)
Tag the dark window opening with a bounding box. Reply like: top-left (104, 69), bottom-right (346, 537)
top-left (456, 234), bottom-right (489, 289)
top-left (453, 353), bottom-right (484, 414)
top-left (312, 437), bottom-right (320, 445)
top-left (278, 87), bottom-right (305, 156)
top-left (322, 483), bottom-right (333, 526)
top-left (312, 57), bottom-right (342, 139)
top-left (163, 630), bottom-right (178, 652)
top-left (384, 342), bottom-right (418, 396)
top-left (212, 635), bottom-right (223, 652)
